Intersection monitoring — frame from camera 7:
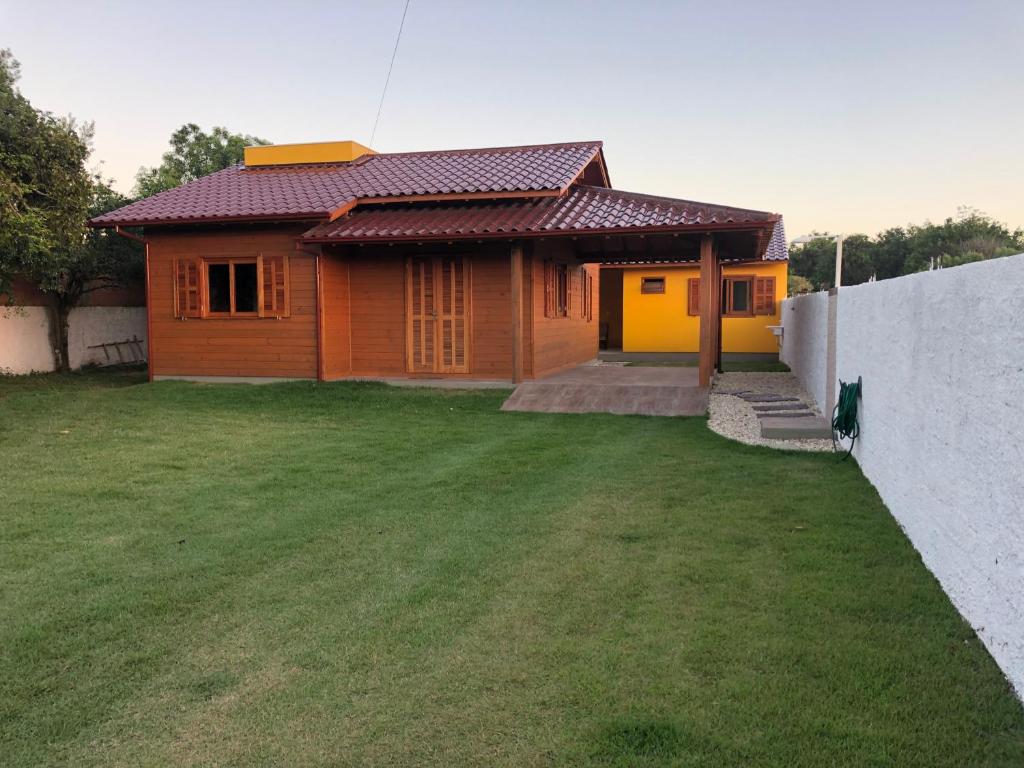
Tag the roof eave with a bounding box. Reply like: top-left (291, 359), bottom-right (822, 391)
top-left (300, 218), bottom-right (778, 246)
top-left (88, 212), bottom-right (330, 229)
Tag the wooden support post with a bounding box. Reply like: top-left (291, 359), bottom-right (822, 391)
top-left (313, 245), bottom-right (325, 382)
top-left (715, 257), bottom-right (723, 373)
top-left (511, 242), bottom-right (525, 383)
top-left (698, 234), bottom-right (719, 387)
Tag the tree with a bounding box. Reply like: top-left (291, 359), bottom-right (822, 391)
top-left (134, 123), bottom-right (270, 197)
top-left (30, 180), bottom-right (144, 372)
top-left (0, 49), bottom-right (143, 371)
top-left (839, 234), bottom-right (876, 285)
top-left (0, 49), bottom-right (92, 301)
top-left (788, 234), bottom-right (839, 289)
top-left (789, 208), bottom-right (1024, 288)
top-left (788, 273), bottom-right (813, 296)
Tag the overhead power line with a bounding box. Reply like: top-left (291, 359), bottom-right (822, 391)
top-left (369, 0), bottom-right (411, 148)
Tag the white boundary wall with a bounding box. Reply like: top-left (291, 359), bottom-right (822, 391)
top-left (781, 253), bottom-right (1024, 697)
top-left (779, 290), bottom-right (830, 410)
top-left (0, 306), bottom-right (147, 374)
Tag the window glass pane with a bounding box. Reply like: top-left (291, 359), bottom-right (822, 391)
top-left (208, 263), bottom-right (230, 313)
top-left (641, 277), bottom-right (665, 294)
top-left (732, 280), bottom-right (750, 313)
top-left (234, 263), bottom-right (258, 313)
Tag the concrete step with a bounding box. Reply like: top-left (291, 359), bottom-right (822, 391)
top-left (756, 411), bottom-right (816, 419)
top-left (738, 394), bottom-right (801, 403)
top-left (752, 403), bottom-right (812, 412)
top-left (760, 415), bottom-right (833, 440)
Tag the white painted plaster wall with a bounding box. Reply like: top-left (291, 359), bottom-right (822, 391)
top-left (782, 253), bottom-right (1024, 698)
top-left (779, 290), bottom-right (829, 409)
top-left (0, 306), bottom-right (56, 374)
top-left (0, 306), bottom-right (146, 373)
top-left (68, 307), bottom-right (147, 369)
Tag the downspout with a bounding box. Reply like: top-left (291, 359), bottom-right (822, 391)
top-left (114, 226), bottom-right (153, 383)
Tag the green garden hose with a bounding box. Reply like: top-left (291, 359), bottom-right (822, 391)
top-left (831, 376), bottom-right (862, 459)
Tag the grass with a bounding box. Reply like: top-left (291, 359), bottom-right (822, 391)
top-left (1, 370), bottom-right (1021, 766)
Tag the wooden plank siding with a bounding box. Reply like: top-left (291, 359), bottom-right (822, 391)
top-left (347, 253), bottom-right (406, 376)
top-left (320, 253), bottom-right (351, 379)
top-left (322, 245), bottom-right (518, 380)
top-left (530, 240), bottom-right (600, 378)
top-left (147, 226), bottom-right (317, 378)
top-left (148, 231), bottom-right (598, 382)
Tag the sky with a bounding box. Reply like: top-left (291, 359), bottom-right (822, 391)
top-left (3, 0), bottom-right (1023, 238)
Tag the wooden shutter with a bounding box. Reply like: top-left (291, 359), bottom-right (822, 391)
top-left (687, 277), bottom-right (700, 316)
top-left (567, 268), bottom-right (576, 318)
top-left (584, 272), bottom-right (593, 322)
top-left (407, 256), bottom-right (435, 373)
top-left (754, 276), bottom-right (775, 315)
top-left (438, 256), bottom-right (469, 372)
top-left (258, 253), bottom-right (290, 318)
top-left (544, 262), bottom-right (554, 318)
top-left (174, 258), bottom-right (201, 318)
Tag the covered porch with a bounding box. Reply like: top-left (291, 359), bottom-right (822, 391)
top-left (300, 186), bottom-right (783, 394)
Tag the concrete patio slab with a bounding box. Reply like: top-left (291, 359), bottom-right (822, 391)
top-left (760, 415), bottom-right (833, 439)
top-left (502, 364), bottom-right (707, 417)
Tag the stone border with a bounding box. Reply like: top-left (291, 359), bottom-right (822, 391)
top-left (707, 372), bottom-right (834, 452)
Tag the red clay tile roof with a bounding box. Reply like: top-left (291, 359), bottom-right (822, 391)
top-left (301, 185), bottom-right (782, 246)
top-left (90, 142), bottom-right (604, 227)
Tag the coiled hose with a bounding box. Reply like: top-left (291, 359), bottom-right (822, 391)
top-left (831, 376), bottom-right (862, 459)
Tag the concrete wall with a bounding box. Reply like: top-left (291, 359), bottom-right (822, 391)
top-left (0, 306), bottom-right (147, 374)
top-left (779, 290), bottom-right (830, 410)
top-left (780, 253), bottom-right (1024, 698)
top-left (0, 307), bottom-right (56, 374)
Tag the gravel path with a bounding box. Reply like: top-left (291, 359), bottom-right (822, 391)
top-left (708, 372), bottom-right (834, 452)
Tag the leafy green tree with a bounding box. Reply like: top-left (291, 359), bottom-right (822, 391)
top-left (35, 180), bottom-right (144, 371)
top-left (790, 208), bottom-right (1024, 288)
top-left (134, 124), bottom-right (270, 197)
top-left (787, 273), bottom-right (813, 296)
top-left (872, 227), bottom-right (910, 280)
top-left (788, 235), bottom-right (838, 289)
top-left (0, 49), bottom-right (143, 371)
top-left (0, 49), bottom-right (92, 301)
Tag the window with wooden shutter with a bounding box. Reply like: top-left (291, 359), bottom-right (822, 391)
top-left (722, 276), bottom-right (755, 317)
top-left (544, 262), bottom-right (568, 318)
top-left (754, 276), bottom-right (776, 315)
top-left (687, 278), bottom-right (700, 316)
top-left (258, 253), bottom-right (290, 318)
top-left (174, 258), bottom-right (201, 318)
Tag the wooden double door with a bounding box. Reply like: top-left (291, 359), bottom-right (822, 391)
top-left (405, 255), bottom-right (471, 374)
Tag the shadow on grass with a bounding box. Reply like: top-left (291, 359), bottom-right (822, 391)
top-left (593, 719), bottom-right (691, 763)
top-left (0, 364), bottom-right (148, 400)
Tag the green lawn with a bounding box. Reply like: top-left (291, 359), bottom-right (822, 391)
top-left (1, 370), bottom-right (1021, 767)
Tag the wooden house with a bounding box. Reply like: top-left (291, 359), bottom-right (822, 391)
top-left (92, 140), bottom-right (786, 385)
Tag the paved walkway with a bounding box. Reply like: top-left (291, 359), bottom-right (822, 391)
top-left (501, 363), bottom-right (707, 417)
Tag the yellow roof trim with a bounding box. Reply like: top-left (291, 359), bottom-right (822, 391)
top-left (244, 140), bottom-right (375, 167)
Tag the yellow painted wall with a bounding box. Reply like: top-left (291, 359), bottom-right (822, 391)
top-left (244, 140), bottom-right (375, 167)
top-left (621, 261), bottom-right (788, 353)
